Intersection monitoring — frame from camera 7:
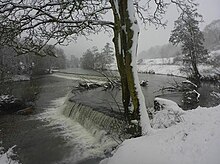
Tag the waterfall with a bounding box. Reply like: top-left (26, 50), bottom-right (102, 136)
top-left (62, 98), bottom-right (127, 143)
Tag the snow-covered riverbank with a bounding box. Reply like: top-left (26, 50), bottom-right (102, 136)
top-left (0, 144), bottom-right (19, 164)
top-left (137, 58), bottom-right (218, 77)
top-left (110, 50), bottom-right (220, 78)
top-left (101, 101), bottom-right (220, 164)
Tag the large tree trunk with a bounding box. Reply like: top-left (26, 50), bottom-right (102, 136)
top-left (110, 0), bottom-right (131, 123)
top-left (110, 0), bottom-right (151, 136)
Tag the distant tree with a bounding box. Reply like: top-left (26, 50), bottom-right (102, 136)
top-left (169, 7), bottom-right (208, 85)
top-left (53, 48), bottom-right (66, 69)
top-left (32, 46), bottom-right (67, 74)
top-left (80, 48), bottom-right (96, 70)
top-left (68, 55), bottom-right (80, 68)
top-left (80, 44), bottom-right (114, 70)
top-left (101, 43), bottom-right (114, 68)
top-left (95, 43), bottom-right (114, 70)
top-left (0, 46), bottom-right (33, 79)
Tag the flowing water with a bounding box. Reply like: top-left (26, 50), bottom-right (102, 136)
top-left (0, 75), bottom-right (112, 164)
top-left (0, 68), bottom-right (219, 164)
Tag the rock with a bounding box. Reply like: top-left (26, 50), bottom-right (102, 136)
top-left (88, 83), bottom-right (101, 89)
top-left (78, 82), bottom-right (88, 89)
top-left (154, 97), bottom-right (182, 112)
top-left (140, 80), bottom-right (148, 87)
top-left (16, 107), bottom-right (33, 115)
top-left (154, 99), bottom-right (164, 112)
top-left (152, 98), bottom-right (184, 129)
top-left (0, 95), bottom-right (25, 114)
top-left (78, 82), bottom-right (101, 90)
top-left (182, 90), bottom-right (200, 110)
top-left (149, 70), bottom-right (155, 74)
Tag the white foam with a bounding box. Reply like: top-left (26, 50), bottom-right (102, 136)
top-left (35, 95), bottom-right (118, 163)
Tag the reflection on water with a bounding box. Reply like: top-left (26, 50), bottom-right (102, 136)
top-left (199, 82), bottom-right (220, 107)
top-left (0, 78), bottom-right (41, 103)
top-left (72, 73), bottom-right (185, 111)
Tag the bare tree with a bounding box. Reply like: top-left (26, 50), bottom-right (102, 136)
top-left (0, 0), bottom-right (196, 136)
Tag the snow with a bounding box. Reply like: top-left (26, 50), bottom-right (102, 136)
top-left (0, 145), bottom-right (20, 164)
top-left (51, 73), bottom-right (107, 84)
top-left (182, 80), bottom-right (198, 88)
top-left (139, 58), bottom-right (175, 65)
top-left (10, 75), bottom-right (30, 82)
top-left (136, 54), bottom-right (219, 77)
top-left (100, 104), bottom-right (220, 164)
top-left (154, 97), bottom-right (183, 112)
top-left (138, 64), bottom-right (184, 76)
top-left (151, 98), bottom-right (184, 129)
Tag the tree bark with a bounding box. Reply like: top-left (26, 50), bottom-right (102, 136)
top-left (110, 0), bottom-right (151, 136)
top-left (191, 51), bottom-right (201, 85)
top-left (110, 0), bottom-right (130, 123)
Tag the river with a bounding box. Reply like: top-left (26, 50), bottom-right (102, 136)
top-left (0, 68), bottom-right (218, 164)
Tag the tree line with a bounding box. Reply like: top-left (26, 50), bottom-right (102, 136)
top-left (0, 45), bottom-right (66, 80)
top-left (80, 43), bottom-right (114, 71)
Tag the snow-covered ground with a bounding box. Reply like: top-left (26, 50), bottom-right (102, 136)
top-left (11, 75), bottom-right (30, 82)
top-left (137, 58), bottom-right (216, 77)
top-left (111, 58), bottom-right (217, 77)
top-left (0, 144), bottom-right (20, 164)
top-left (110, 50), bottom-right (220, 77)
top-left (101, 99), bottom-right (220, 164)
top-left (2, 75), bottom-right (30, 82)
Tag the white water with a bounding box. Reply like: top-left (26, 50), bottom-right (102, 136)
top-left (35, 94), bottom-right (119, 163)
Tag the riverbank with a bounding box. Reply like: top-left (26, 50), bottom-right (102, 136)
top-left (0, 69), bottom-right (219, 164)
top-left (0, 73), bottom-right (122, 164)
top-left (109, 53), bottom-right (220, 78)
top-left (101, 103), bottom-right (220, 164)
top-left (0, 75), bottom-right (80, 164)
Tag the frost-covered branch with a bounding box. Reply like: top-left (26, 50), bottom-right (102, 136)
top-left (0, 0), bottom-right (113, 55)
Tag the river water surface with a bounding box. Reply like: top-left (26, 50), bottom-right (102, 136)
top-left (0, 68), bottom-right (219, 164)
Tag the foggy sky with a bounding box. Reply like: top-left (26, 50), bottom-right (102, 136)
top-left (61, 0), bottom-right (220, 58)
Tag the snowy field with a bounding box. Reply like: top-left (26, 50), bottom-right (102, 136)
top-left (137, 58), bottom-right (217, 77)
top-left (111, 59), bottom-right (217, 77)
top-left (110, 50), bottom-right (220, 77)
top-left (101, 99), bottom-right (220, 164)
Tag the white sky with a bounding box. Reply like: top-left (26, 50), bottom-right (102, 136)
top-left (61, 0), bottom-right (220, 58)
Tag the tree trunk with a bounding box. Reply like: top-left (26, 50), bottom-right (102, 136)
top-left (110, 0), bottom-right (131, 123)
top-left (191, 51), bottom-right (201, 86)
top-left (110, 0), bottom-right (151, 136)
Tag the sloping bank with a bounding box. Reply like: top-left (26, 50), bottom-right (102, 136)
top-left (100, 100), bottom-right (220, 164)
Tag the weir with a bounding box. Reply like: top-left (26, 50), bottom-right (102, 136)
top-left (62, 93), bottom-right (128, 143)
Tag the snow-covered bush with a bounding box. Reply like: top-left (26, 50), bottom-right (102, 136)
top-left (0, 145), bottom-right (20, 164)
top-left (151, 98), bottom-right (184, 129)
top-left (151, 108), bottom-right (184, 129)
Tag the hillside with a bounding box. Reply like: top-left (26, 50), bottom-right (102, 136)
top-left (138, 44), bottom-right (181, 60)
top-left (139, 19), bottom-right (220, 60)
top-left (203, 19), bottom-right (220, 51)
